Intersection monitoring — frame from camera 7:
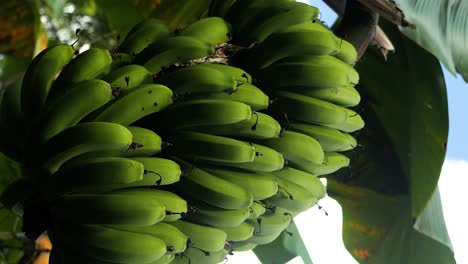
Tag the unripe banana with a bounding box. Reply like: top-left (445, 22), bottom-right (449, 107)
top-left (326, 108), bottom-right (365, 132)
top-left (195, 63), bottom-right (251, 83)
top-left (220, 222), bottom-right (255, 242)
top-left (103, 64), bottom-right (153, 89)
top-left (0, 79), bottom-right (24, 134)
top-left (288, 122), bottom-right (357, 152)
top-left (178, 17), bottom-right (232, 45)
top-left (243, 230), bottom-right (283, 245)
top-left (169, 132), bottom-right (256, 163)
top-left (51, 193), bottom-right (166, 225)
top-left (247, 207), bottom-right (292, 236)
top-left (110, 188), bottom-right (188, 222)
top-left (335, 38), bottom-right (358, 65)
top-left (21, 44), bottom-right (74, 120)
top-left (134, 36), bottom-right (214, 74)
top-left (292, 151), bottom-right (350, 176)
top-left (266, 177), bottom-right (318, 212)
top-left (256, 130), bottom-right (324, 166)
top-left (292, 85), bottom-right (361, 107)
top-left (38, 79), bottom-right (113, 142)
top-left (192, 112), bottom-right (282, 140)
top-left (155, 66), bottom-right (237, 96)
top-left (168, 220), bottom-right (227, 252)
top-left (200, 166), bottom-right (278, 200)
top-left (117, 18), bottom-right (172, 55)
top-left (257, 55), bottom-right (358, 90)
top-left (243, 1), bottom-right (320, 44)
top-left (40, 122), bottom-right (133, 173)
top-left (148, 254), bottom-right (175, 264)
top-left (174, 159), bottom-right (253, 210)
top-left (273, 167), bottom-right (326, 199)
top-left (130, 157), bottom-right (182, 186)
top-left (246, 30), bottom-right (341, 70)
top-left (45, 157), bottom-right (144, 196)
top-left (150, 99), bottom-right (252, 131)
top-left (186, 201), bottom-right (250, 228)
top-left (189, 83), bottom-right (269, 111)
top-left (52, 224), bottom-right (167, 263)
top-left (84, 84), bottom-right (173, 126)
top-left (184, 248), bottom-right (228, 264)
top-left (248, 201), bottom-right (267, 219)
top-left (53, 48), bottom-right (112, 89)
top-left (230, 241), bottom-right (257, 251)
top-left (272, 90), bottom-right (349, 126)
top-left (106, 222), bottom-right (189, 254)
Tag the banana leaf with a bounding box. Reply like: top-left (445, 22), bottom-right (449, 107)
top-left (394, 0), bottom-right (468, 82)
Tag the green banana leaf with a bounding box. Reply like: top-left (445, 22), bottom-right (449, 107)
top-left (394, 0), bottom-right (468, 81)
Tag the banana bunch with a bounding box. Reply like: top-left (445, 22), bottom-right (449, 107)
top-left (0, 1), bottom-right (366, 263)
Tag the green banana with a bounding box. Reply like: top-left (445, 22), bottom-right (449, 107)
top-left (220, 222), bottom-right (255, 242)
top-left (21, 44), bottom-right (74, 120)
top-left (130, 157), bottom-right (182, 186)
top-left (181, 248), bottom-right (228, 264)
top-left (109, 188), bottom-right (188, 222)
top-left (266, 177), bottom-right (318, 212)
top-left (52, 224), bottom-right (167, 263)
top-left (243, 230), bottom-right (283, 245)
top-left (40, 122), bottom-right (133, 173)
top-left (257, 55), bottom-right (358, 90)
top-left (194, 63), bottom-right (251, 83)
top-left (186, 201), bottom-right (250, 228)
top-left (247, 207), bottom-right (292, 236)
top-left (183, 83), bottom-right (268, 111)
top-left (152, 99), bottom-right (252, 130)
top-left (37, 79), bottom-right (113, 142)
top-left (230, 241), bottom-right (257, 251)
top-left (106, 222), bottom-right (189, 254)
top-left (335, 38), bottom-right (358, 65)
top-left (325, 108), bottom-right (365, 132)
top-left (178, 17), bottom-right (232, 45)
top-left (292, 151), bottom-right (350, 176)
top-left (192, 112), bottom-right (282, 140)
top-left (256, 130), bottom-right (324, 166)
top-left (169, 132), bottom-right (256, 163)
top-left (200, 166), bottom-right (278, 200)
top-left (248, 201), bottom-right (267, 219)
top-left (168, 220), bottom-right (227, 252)
top-left (134, 36), bottom-right (214, 74)
top-left (288, 122), bottom-right (357, 152)
top-left (273, 167), bottom-right (326, 199)
top-left (246, 30), bottom-right (341, 70)
top-left (155, 66), bottom-right (237, 96)
top-left (243, 1), bottom-right (320, 44)
top-left (272, 90), bottom-right (349, 126)
top-left (276, 55), bottom-right (359, 84)
top-left (108, 52), bottom-right (134, 71)
top-left (45, 157), bottom-right (144, 196)
top-left (66, 126), bottom-right (163, 161)
top-left (103, 64), bottom-right (153, 89)
top-left (292, 85), bottom-right (361, 107)
top-left (117, 18), bottom-right (172, 55)
top-left (148, 254), bottom-right (175, 264)
top-left (51, 193), bottom-right (166, 225)
top-left (210, 142), bottom-right (285, 172)
top-left (276, 19), bottom-right (332, 34)
top-left (52, 48), bottom-right (112, 88)
top-left (85, 84), bottom-right (173, 126)
top-left (226, 0), bottom-right (293, 42)
top-left (174, 159), bottom-right (253, 210)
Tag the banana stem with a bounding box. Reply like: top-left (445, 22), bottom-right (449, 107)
top-left (334, 0), bottom-right (379, 61)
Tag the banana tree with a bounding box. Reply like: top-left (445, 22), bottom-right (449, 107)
top-left (0, 0), bottom-right (465, 263)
